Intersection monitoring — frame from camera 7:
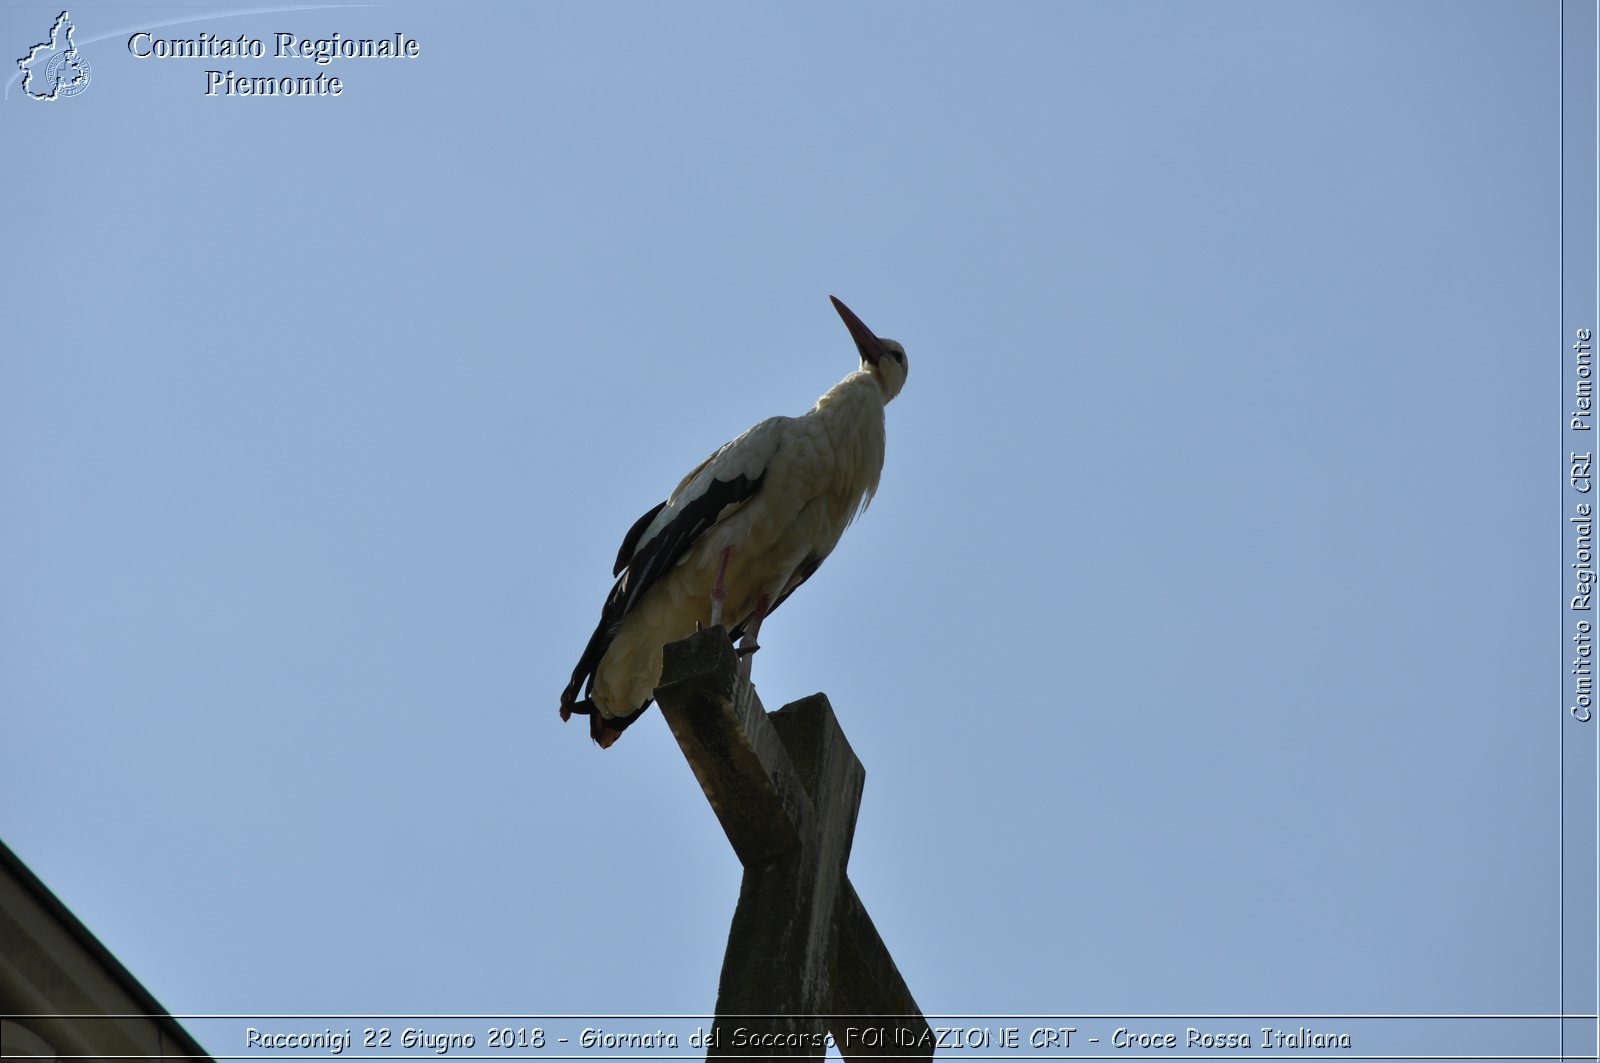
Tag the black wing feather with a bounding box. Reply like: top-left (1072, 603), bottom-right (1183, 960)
top-left (617, 472), bottom-right (763, 618)
top-left (613, 499), bottom-right (668, 577)
top-left (560, 471), bottom-right (766, 728)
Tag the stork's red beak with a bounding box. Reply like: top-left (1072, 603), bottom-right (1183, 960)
top-left (831, 296), bottom-right (890, 366)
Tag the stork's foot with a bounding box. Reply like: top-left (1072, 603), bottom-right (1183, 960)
top-left (735, 640), bottom-right (761, 658)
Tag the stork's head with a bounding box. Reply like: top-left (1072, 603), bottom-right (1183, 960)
top-left (831, 295), bottom-right (907, 403)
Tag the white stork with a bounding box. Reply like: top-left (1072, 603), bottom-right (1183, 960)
top-left (559, 296), bottom-right (908, 747)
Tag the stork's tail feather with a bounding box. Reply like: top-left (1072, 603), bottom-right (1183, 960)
top-left (558, 691), bottom-right (652, 750)
top-left (603, 700), bottom-right (654, 745)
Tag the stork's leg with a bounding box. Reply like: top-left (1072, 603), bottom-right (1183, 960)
top-left (709, 546), bottom-right (732, 629)
top-left (736, 593), bottom-right (770, 658)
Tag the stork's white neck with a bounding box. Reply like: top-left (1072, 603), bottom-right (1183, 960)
top-left (813, 368), bottom-right (886, 413)
top-left (806, 369), bottom-right (888, 519)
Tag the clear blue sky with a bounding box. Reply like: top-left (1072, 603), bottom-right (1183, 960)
top-left (1, 0), bottom-right (1570, 1052)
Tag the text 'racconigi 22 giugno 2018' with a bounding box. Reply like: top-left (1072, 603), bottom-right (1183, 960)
top-left (126, 30), bottom-right (421, 96)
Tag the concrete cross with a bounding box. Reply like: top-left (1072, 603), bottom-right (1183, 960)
top-left (654, 628), bottom-right (931, 1062)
